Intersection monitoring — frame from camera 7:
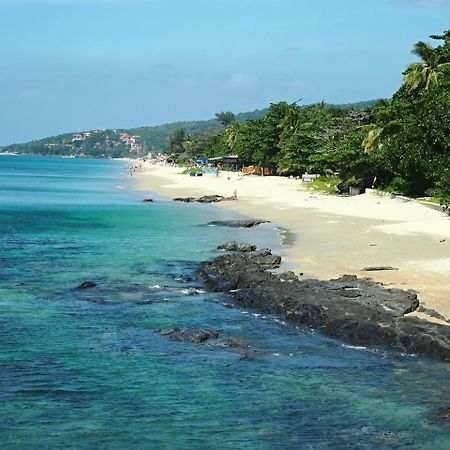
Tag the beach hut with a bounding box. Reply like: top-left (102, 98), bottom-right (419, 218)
top-left (208, 155), bottom-right (240, 171)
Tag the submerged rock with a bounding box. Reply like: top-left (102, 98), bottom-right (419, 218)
top-left (436, 408), bottom-right (450, 420)
top-left (142, 198), bottom-right (154, 202)
top-left (158, 327), bottom-right (251, 352)
top-left (197, 245), bottom-right (450, 361)
top-left (207, 219), bottom-right (269, 228)
top-left (76, 281), bottom-right (96, 290)
top-left (159, 327), bottom-right (218, 343)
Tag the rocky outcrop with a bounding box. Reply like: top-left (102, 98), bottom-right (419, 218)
top-left (159, 327), bottom-right (219, 343)
top-left (363, 266), bottom-right (399, 271)
top-left (173, 194), bottom-right (236, 203)
top-left (76, 281), bottom-right (96, 290)
top-left (207, 219), bottom-right (269, 228)
top-left (217, 241), bottom-right (257, 252)
top-left (197, 195), bottom-right (234, 203)
top-left (158, 327), bottom-right (251, 353)
top-left (436, 407), bottom-right (450, 420)
top-left (197, 246), bottom-right (450, 361)
top-left (142, 198), bottom-right (154, 202)
top-left (173, 197), bottom-right (197, 203)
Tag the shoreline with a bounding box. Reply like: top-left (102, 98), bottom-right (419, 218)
top-left (134, 163), bottom-right (450, 325)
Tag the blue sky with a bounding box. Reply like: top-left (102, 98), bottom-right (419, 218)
top-left (0, 0), bottom-right (449, 145)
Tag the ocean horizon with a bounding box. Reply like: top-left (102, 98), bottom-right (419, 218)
top-left (1, 155), bottom-right (449, 449)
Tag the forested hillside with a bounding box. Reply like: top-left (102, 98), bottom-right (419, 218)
top-left (3, 102), bottom-right (375, 156)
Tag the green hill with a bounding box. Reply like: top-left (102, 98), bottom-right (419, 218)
top-left (3, 101), bottom-right (378, 157)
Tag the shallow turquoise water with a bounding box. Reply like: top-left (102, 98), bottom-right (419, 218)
top-left (0, 155), bottom-right (449, 449)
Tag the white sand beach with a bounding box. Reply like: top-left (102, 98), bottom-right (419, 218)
top-left (135, 164), bottom-right (450, 323)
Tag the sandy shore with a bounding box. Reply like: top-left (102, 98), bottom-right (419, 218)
top-left (134, 164), bottom-right (450, 324)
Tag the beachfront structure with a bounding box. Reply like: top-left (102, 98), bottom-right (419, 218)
top-left (208, 155), bottom-right (240, 170)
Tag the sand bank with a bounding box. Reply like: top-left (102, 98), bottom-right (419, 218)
top-left (135, 164), bottom-right (450, 323)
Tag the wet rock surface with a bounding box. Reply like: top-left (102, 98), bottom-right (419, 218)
top-left (158, 327), bottom-right (251, 352)
top-left (217, 241), bottom-right (257, 252)
top-left (197, 245), bottom-right (450, 361)
top-left (76, 281), bottom-right (96, 290)
top-left (207, 219), bottom-right (269, 228)
top-left (436, 407), bottom-right (450, 420)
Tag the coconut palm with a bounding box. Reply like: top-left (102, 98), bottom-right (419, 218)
top-left (362, 127), bottom-right (383, 154)
top-left (225, 121), bottom-right (241, 149)
top-left (403, 41), bottom-right (450, 93)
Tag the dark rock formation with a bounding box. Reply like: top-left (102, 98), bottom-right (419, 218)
top-left (217, 241), bottom-right (257, 252)
top-left (158, 327), bottom-right (251, 351)
top-left (173, 195), bottom-right (237, 203)
top-left (363, 266), bottom-right (399, 271)
top-left (207, 219), bottom-right (269, 228)
top-left (142, 198), bottom-right (154, 202)
top-left (173, 197), bottom-right (197, 203)
top-left (197, 195), bottom-right (228, 203)
top-left (159, 327), bottom-right (219, 343)
top-left (417, 305), bottom-right (449, 323)
top-left (436, 407), bottom-right (450, 420)
top-left (197, 247), bottom-right (450, 361)
top-left (76, 281), bottom-right (96, 290)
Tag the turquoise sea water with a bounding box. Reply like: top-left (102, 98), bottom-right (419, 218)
top-left (0, 155), bottom-right (449, 449)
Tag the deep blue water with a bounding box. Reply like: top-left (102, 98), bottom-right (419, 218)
top-left (0, 155), bottom-right (449, 449)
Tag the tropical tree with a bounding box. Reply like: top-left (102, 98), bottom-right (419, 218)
top-left (168, 128), bottom-right (186, 154)
top-left (215, 111), bottom-right (236, 127)
top-left (224, 121), bottom-right (241, 149)
top-left (402, 32), bottom-right (450, 93)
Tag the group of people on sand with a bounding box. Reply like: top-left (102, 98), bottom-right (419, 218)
top-left (128, 163), bottom-right (142, 177)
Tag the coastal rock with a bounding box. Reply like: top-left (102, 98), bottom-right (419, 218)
top-left (197, 195), bottom-right (227, 203)
top-left (142, 198), bottom-right (154, 202)
top-left (172, 195), bottom-right (237, 204)
top-left (436, 408), bottom-right (450, 420)
top-left (197, 245), bottom-right (450, 361)
top-left (279, 271), bottom-right (299, 282)
top-left (417, 305), bottom-right (449, 323)
top-left (207, 219), bottom-right (269, 228)
top-left (173, 197), bottom-right (197, 203)
top-left (217, 241), bottom-right (257, 252)
top-left (159, 327), bottom-right (219, 343)
top-left (363, 266), bottom-right (399, 271)
top-left (76, 281), bottom-right (96, 290)
top-left (158, 327), bottom-right (251, 351)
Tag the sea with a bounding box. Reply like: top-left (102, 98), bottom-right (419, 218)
top-left (0, 155), bottom-right (449, 449)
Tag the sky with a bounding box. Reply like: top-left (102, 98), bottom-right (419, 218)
top-left (0, 0), bottom-right (449, 145)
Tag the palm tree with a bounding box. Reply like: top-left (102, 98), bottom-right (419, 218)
top-left (362, 127), bottom-right (384, 154)
top-left (225, 122), bottom-right (241, 149)
top-left (403, 41), bottom-right (450, 93)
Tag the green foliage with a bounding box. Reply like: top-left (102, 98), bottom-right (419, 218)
top-left (305, 176), bottom-right (341, 194)
top-left (372, 70), bottom-right (450, 196)
top-left (215, 111), bottom-right (235, 127)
